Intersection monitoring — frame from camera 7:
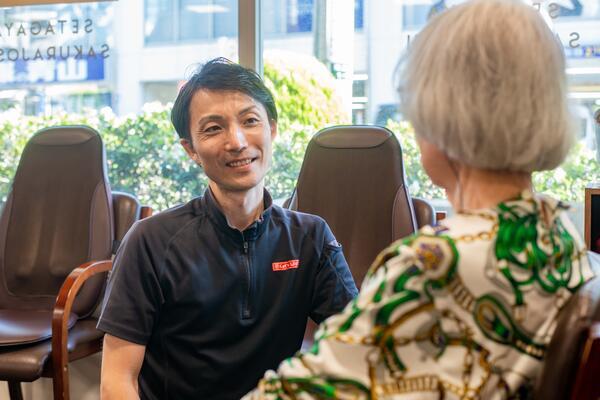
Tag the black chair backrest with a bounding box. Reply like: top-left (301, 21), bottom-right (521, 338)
top-left (287, 125), bottom-right (417, 286)
top-left (0, 126), bottom-right (113, 318)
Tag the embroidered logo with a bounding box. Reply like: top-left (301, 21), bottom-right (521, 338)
top-left (272, 259), bottom-right (300, 271)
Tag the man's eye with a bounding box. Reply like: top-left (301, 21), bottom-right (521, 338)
top-left (203, 125), bottom-right (221, 134)
top-left (245, 117), bottom-right (259, 125)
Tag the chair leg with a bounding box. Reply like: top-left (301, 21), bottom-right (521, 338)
top-left (8, 381), bottom-right (23, 400)
top-left (52, 365), bottom-right (70, 400)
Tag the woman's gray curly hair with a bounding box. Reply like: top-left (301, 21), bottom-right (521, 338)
top-left (398, 0), bottom-right (573, 172)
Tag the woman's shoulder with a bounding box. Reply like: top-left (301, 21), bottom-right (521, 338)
top-left (367, 193), bottom-right (592, 289)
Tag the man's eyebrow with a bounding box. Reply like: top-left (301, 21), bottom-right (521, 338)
top-left (196, 115), bottom-right (224, 126)
top-left (238, 105), bottom-right (259, 116)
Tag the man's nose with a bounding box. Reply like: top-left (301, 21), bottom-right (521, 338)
top-left (225, 125), bottom-right (248, 152)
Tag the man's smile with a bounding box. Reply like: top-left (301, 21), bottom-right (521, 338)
top-left (226, 157), bottom-right (258, 168)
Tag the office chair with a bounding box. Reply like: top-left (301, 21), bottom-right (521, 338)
top-left (284, 125), bottom-right (435, 348)
top-left (285, 124), bottom-right (434, 286)
top-left (0, 126), bottom-right (150, 400)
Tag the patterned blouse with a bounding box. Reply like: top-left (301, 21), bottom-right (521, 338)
top-left (244, 192), bottom-right (594, 399)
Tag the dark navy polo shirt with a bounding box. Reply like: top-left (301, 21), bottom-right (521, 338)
top-left (97, 189), bottom-right (357, 400)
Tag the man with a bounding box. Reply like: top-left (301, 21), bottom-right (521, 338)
top-left (98, 58), bottom-right (358, 400)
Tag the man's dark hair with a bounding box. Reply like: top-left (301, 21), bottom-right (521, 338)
top-left (171, 57), bottom-right (278, 140)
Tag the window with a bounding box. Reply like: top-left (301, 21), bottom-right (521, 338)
top-left (370, 0), bottom-right (600, 225)
top-left (0, 0), bottom-right (239, 213)
top-left (286, 0), bottom-right (313, 33)
top-left (355, 0), bottom-right (364, 30)
top-left (144, 0), bottom-right (175, 43)
top-left (144, 0), bottom-right (237, 44)
top-left (402, 5), bottom-right (429, 30)
top-left (1, 0), bottom-right (598, 230)
top-left (262, 0), bottom-right (365, 36)
top-left (0, 3), bottom-right (112, 114)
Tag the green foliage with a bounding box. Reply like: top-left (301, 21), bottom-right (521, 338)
top-left (385, 120), bottom-right (444, 200)
top-left (0, 104), bottom-right (201, 210)
top-left (385, 119), bottom-right (600, 203)
top-left (264, 51), bottom-right (349, 198)
top-left (532, 142), bottom-right (600, 202)
top-left (0, 53), bottom-right (348, 210)
top-left (2, 55), bottom-right (595, 212)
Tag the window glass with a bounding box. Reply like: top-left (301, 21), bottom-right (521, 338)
top-left (179, 0), bottom-right (212, 41)
top-left (144, 0), bottom-right (238, 44)
top-left (144, 0), bottom-right (174, 43)
top-left (213, 0), bottom-right (237, 37)
top-left (0, 1), bottom-right (238, 212)
top-left (1, 0), bottom-right (598, 228)
top-left (402, 4), bottom-right (430, 30)
top-left (263, 0), bottom-right (598, 233)
top-left (262, 0), bottom-right (357, 199)
top-left (286, 0), bottom-right (313, 33)
top-left (262, 0), bottom-right (364, 35)
top-left (547, 0), bottom-right (600, 230)
top-left (355, 0), bottom-right (364, 30)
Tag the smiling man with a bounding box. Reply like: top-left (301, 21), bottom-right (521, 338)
top-left (97, 58), bottom-right (357, 400)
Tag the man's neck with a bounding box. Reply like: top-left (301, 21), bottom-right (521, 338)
top-left (209, 182), bottom-right (265, 231)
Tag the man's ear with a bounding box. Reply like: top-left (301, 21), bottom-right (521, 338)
top-left (269, 120), bottom-right (278, 141)
top-left (180, 139), bottom-right (198, 162)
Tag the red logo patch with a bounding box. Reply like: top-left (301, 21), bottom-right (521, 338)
top-left (272, 259), bottom-right (300, 271)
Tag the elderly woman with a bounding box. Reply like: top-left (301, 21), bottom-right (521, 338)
top-left (245, 0), bottom-right (594, 398)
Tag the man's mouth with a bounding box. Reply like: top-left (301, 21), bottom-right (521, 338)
top-left (226, 157), bottom-right (257, 167)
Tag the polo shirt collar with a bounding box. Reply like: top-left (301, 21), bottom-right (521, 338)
top-left (201, 187), bottom-right (273, 242)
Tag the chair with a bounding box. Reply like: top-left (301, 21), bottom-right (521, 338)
top-left (285, 125), bottom-right (434, 287)
top-left (534, 251), bottom-right (600, 399)
top-left (285, 125), bottom-right (435, 349)
top-left (412, 197), bottom-right (438, 230)
top-left (0, 126), bottom-right (150, 400)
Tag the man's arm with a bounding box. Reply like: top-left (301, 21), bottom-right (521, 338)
top-left (101, 334), bottom-right (146, 399)
top-left (97, 221), bottom-right (163, 398)
top-left (309, 223), bottom-right (358, 323)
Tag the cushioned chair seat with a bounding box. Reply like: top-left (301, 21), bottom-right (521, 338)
top-left (0, 310), bottom-right (78, 347)
top-left (0, 318), bottom-right (102, 382)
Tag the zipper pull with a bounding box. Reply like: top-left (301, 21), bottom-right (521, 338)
top-left (243, 241), bottom-right (248, 254)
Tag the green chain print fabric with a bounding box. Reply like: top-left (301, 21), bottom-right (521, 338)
top-left (244, 192), bottom-right (594, 400)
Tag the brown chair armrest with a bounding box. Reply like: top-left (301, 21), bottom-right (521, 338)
top-left (51, 260), bottom-right (112, 399)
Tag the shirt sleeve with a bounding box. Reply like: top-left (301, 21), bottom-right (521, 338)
top-left (96, 221), bottom-right (164, 345)
top-left (309, 222), bottom-right (359, 324)
top-left (244, 238), bottom-right (429, 399)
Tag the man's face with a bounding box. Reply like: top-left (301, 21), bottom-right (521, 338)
top-left (181, 89), bottom-right (277, 193)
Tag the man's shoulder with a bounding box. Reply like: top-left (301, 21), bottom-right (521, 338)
top-left (270, 205), bottom-right (329, 235)
top-left (129, 197), bottom-right (203, 242)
